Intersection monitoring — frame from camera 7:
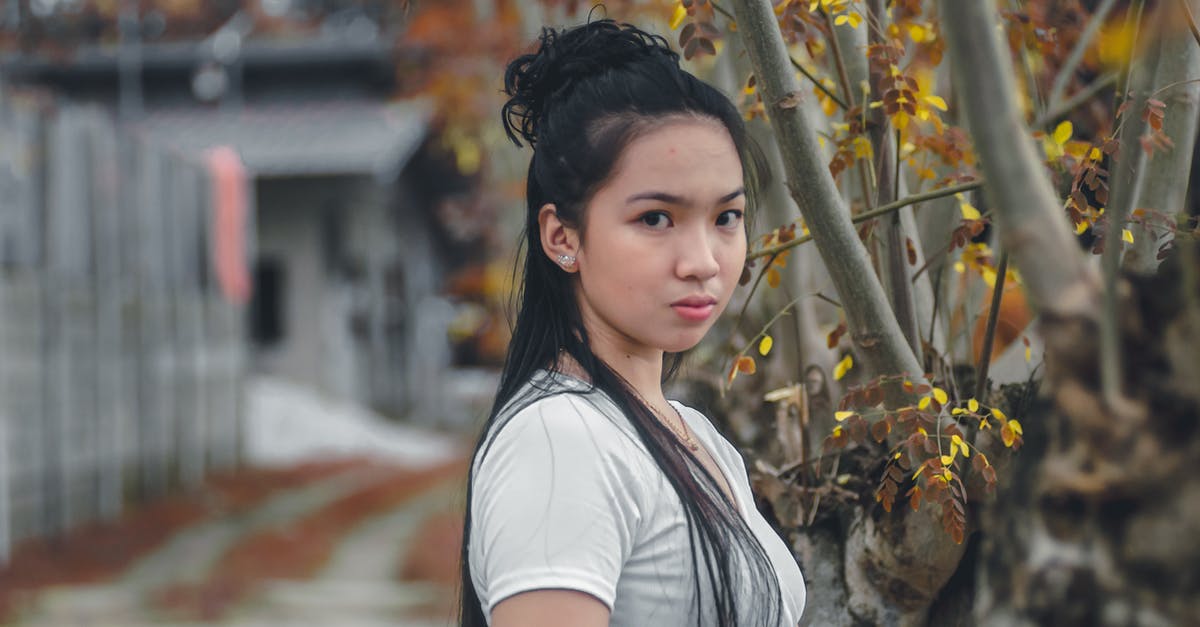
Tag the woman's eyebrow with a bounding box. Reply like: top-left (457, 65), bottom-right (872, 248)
top-left (625, 187), bottom-right (745, 206)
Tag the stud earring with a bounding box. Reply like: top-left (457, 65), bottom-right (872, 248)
top-left (557, 254), bottom-right (576, 269)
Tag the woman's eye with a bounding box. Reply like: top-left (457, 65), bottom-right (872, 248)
top-left (717, 209), bottom-right (745, 227)
top-left (640, 211), bottom-right (672, 229)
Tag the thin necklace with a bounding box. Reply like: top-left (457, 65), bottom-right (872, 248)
top-left (633, 389), bottom-right (700, 452)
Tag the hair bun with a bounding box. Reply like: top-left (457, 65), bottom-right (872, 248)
top-left (502, 19), bottom-right (676, 147)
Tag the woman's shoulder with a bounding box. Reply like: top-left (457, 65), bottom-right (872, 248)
top-left (477, 373), bottom-right (644, 466)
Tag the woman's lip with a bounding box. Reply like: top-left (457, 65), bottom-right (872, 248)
top-left (672, 303), bottom-right (716, 321)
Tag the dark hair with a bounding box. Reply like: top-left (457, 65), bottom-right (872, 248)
top-left (459, 18), bottom-right (780, 627)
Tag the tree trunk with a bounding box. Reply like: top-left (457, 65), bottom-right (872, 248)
top-left (730, 1), bottom-right (965, 622)
top-left (728, 0), bottom-right (923, 383)
top-left (942, 1), bottom-right (1200, 623)
top-left (1122, 3), bottom-right (1200, 275)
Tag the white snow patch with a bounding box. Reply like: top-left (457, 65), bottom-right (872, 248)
top-left (245, 376), bottom-right (462, 468)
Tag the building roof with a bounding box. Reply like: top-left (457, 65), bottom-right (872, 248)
top-left (133, 99), bottom-right (431, 179)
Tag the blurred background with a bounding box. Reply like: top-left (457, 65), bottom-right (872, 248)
top-left (4, 0), bottom-right (1196, 625)
top-left (0, 1), bottom-right (657, 625)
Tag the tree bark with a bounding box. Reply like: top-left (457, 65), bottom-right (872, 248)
top-left (1122, 3), bottom-right (1200, 275)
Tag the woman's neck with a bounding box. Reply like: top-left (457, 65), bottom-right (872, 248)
top-left (589, 340), bottom-right (666, 404)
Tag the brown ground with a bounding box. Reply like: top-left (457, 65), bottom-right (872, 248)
top-left (0, 459), bottom-right (369, 622)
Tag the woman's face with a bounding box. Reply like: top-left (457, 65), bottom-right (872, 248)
top-left (573, 118), bottom-right (747, 358)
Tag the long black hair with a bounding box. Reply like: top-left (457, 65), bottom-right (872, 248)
top-left (459, 18), bottom-right (782, 626)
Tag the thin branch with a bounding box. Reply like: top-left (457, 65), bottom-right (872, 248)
top-left (1117, 0), bottom-right (1148, 103)
top-left (711, 0), bottom-right (849, 110)
top-left (1034, 71), bottom-right (1119, 129)
top-left (1150, 77), bottom-right (1200, 98)
top-left (815, 292), bottom-right (843, 309)
top-left (729, 252), bottom-right (780, 342)
top-left (821, 8), bottom-right (857, 108)
top-left (820, 7), bottom-right (875, 211)
top-left (711, 0), bottom-right (735, 22)
top-left (1177, 0), bottom-right (1200, 49)
top-left (724, 294), bottom-right (806, 393)
top-left (747, 180), bottom-right (985, 261)
top-left (974, 251), bottom-right (1009, 401)
top-left (791, 56), bottom-right (850, 110)
top-left (1046, 0), bottom-right (1120, 115)
top-left (1102, 0), bottom-right (1152, 406)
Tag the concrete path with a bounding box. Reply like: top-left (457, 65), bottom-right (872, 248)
top-left (7, 464), bottom-right (463, 627)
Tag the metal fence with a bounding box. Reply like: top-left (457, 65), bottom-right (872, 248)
top-left (0, 87), bottom-right (245, 564)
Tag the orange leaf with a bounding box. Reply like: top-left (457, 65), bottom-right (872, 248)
top-left (736, 356), bottom-right (757, 375)
top-left (766, 267), bottom-right (782, 288)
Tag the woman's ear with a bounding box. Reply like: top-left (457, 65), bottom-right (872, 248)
top-left (538, 203), bottom-right (580, 272)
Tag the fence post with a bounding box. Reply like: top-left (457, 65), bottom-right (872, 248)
top-left (90, 109), bottom-right (125, 521)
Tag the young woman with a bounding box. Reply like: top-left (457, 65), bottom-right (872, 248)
top-left (459, 19), bottom-right (807, 627)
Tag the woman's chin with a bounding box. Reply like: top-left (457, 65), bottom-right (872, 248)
top-left (660, 333), bottom-right (709, 354)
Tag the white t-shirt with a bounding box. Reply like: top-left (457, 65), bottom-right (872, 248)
top-left (468, 372), bottom-right (806, 625)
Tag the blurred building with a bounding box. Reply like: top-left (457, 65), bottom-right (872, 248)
top-left (0, 3), bottom-right (481, 562)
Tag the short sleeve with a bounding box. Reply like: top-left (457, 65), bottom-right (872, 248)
top-left (469, 393), bottom-right (645, 618)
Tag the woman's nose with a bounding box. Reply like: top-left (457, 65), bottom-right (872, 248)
top-left (675, 229), bottom-right (721, 281)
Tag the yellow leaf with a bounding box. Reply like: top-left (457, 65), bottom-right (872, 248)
top-left (893, 110), bottom-right (910, 131)
top-left (932, 387), bottom-right (948, 405)
top-left (954, 261), bottom-right (966, 274)
top-left (1089, 146), bottom-right (1102, 161)
top-left (669, 2), bottom-right (687, 29)
top-left (852, 136), bottom-right (873, 159)
top-left (893, 451), bottom-right (902, 460)
top-left (952, 434), bottom-right (969, 458)
top-left (835, 410), bottom-right (854, 422)
top-left (909, 23), bottom-right (927, 43)
top-left (941, 454), bottom-right (954, 465)
top-left (1075, 220), bottom-right (1089, 235)
top-left (1123, 229), bottom-right (1134, 243)
top-left (912, 465), bottom-right (925, 479)
top-left (1010, 420), bottom-right (1023, 435)
top-left (453, 138), bottom-right (482, 174)
top-left (979, 417), bottom-right (991, 429)
top-left (833, 354), bottom-right (854, 380)
top-left (918, 396), bottom-right (931, 411)
top-left (951, 407), bottom-right (965, 415)
top-left (833, 12), bottom-right (862, 28)
top-left (758, 335), bottom-right (774, 356)
top-left (982, 266), bottom-right (998, 288)
top-left (960, 201), bottom-right (981, 220)
top-left (924, 94), bottom-right (948, 111)
top-left (1025, 346), bottom-right (1032, 362)
top-left (1043, 136), bottom-right (1064, 160)
top-left (833, 425), bottom-right (843, 437)
top-left (1053, 120), bottom-right (1073, 146)
top-left (991, 408), bottom-right (1007, 421)
top-left (968, 398), bottom-right (979, 413)
top-left (1096, 20), bottom-right (1135, 69)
